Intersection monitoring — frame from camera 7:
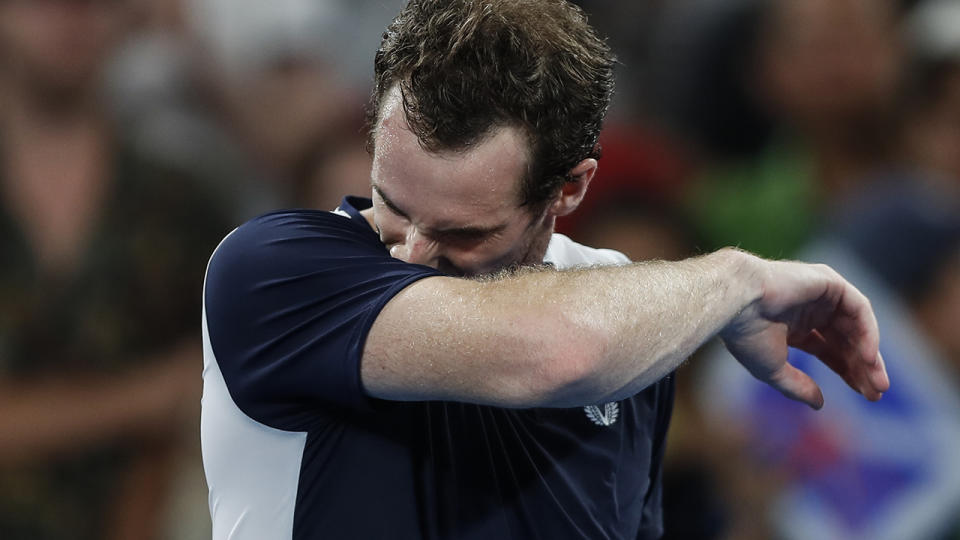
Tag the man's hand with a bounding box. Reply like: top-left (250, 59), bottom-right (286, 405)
top-left (720, 251), bottom-right (890, 409)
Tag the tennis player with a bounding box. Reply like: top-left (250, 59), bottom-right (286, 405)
top-left (200, 1), bottom-right (889, 538)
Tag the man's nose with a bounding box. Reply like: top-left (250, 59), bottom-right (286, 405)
top-left (392, 228), bottom-right (440, 267)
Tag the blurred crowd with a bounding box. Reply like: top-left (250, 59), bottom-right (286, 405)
top-left (0, 0), bottom-right (957, 539)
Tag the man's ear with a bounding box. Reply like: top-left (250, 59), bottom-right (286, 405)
top-left (548, 158), bottom-right (597, 217)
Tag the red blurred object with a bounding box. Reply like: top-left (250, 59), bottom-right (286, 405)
top-left (556, 123), bottom-right (690, 237)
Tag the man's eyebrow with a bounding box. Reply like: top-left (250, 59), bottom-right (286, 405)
top-left (429, 222), bottom-right (508, 239)
top-left (372, 184), bottom-right (410, 219)
top-left (373, 183), bottom-right (508, 239)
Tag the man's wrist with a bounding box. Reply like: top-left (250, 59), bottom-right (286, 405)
top-left (711, 247), bottom-right (766, 337)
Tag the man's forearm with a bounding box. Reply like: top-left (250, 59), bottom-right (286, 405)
top-left (541, 248), bottom-right (761, 405)
top-left (363, 249), bottom-right (761, 408)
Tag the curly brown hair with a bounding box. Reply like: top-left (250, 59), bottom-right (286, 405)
top-left (368, 0), bottom-right (616, 210)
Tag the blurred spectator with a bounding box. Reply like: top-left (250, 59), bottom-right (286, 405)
top-left (648, 0), bottom-right (774, 160)
top-left (756, 0), bottom-right (902, 187)
top-left (0, 1), bottom-right (230, 539)
top-left (851, 0), bottom-right (960, 379)
top-left (677, 0), bottom-right (960, 531)
top-left (837, 185), bottom-right (960, 540)
top-left (900, 0), bottom-right (960, 200)
top-left (103, 0), bottom-right (284, 220)
top-left (623, 2), bottom-right (959, 539)
top-left (690, 180), bottom-right (960, 540)
top-left (831, 180), bottom-right (960, 375)
top-left (651, 0), bottom-right (905, 258)
top-left (179, 0), bottom-right (406, 210)
top-left (573, 0), bottom-right (684, 121)
top-left (103, 0), bottom-right (407, 217)
top-left (836, 0), bottom-right (960, 378)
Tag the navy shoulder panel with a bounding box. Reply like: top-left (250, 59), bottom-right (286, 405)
top-left (204, 210), bottom-right (439, 430)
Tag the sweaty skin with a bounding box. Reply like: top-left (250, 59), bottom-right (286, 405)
top-left (358, 88), bottom-right (888, 410)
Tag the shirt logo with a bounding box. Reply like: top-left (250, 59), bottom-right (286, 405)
top-left (584, 402), bottom-right (619, 426)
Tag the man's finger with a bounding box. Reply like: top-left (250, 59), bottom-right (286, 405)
top-left (768, 363), bottom-right (825, 410)
top-left (834, 282), bottom-right (881, 367)
top-left (790, 329), bottom-right (863, 394)
top-left (870, 351), bottom-right (889, 394)
top-left (818, 325), bottom-right (886, 399)
top-left (835, 285), bottom-right (888, 393)
top-left (872, 351), bottom-right (890, 392)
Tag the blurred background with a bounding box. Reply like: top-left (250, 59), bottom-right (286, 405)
top-left (0, 0), bottom-right (957, 538)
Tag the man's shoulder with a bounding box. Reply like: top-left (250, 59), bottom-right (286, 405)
top-left (240, 208), bottom-right (364, 235)
top-left (545, 233), bottom-right (631, 270)
top-left (216, 208), bottom-right (375, 258)
top-left (204, 208), bottom-right (387, 308)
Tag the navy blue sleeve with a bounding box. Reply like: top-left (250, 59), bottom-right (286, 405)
top-left (204, 210), bottom-right (441, 430)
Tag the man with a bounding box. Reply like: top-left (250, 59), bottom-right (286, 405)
top-left (0, 1), bottom-right (230, 538)
top-left (200, 1), bottom-right (889, 539)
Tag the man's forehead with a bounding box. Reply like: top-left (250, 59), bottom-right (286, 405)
top-left (372, 95), bottom-right (531, 216)
top-left (374, 85), bottom-right (530, 165)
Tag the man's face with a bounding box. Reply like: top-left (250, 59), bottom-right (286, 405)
top-left (0, 0), bottom-right (124, 96)
top-left (369, 87), bottom-right (554, 277)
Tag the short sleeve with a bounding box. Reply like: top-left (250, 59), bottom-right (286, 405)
top-left (203, 210), bottom-right (441, 430)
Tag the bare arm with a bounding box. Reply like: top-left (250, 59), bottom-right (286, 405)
top-left (0, 340), bottom-right (199, 464)
top-left (364, 248), bottom-right (889, 409)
